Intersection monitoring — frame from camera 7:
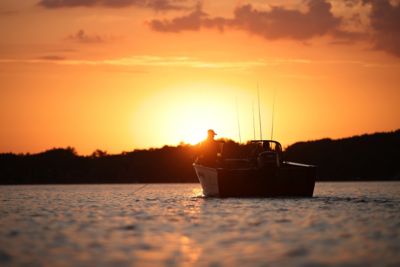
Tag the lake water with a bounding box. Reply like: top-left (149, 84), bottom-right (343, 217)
top-left (0, 182), bottom-right (399, 267)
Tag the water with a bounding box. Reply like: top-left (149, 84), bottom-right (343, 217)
top-left (0, 182), bottom-right (399, 267)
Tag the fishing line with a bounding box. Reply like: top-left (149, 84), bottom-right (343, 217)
top-left (131, 184), bottom-right (148, 194)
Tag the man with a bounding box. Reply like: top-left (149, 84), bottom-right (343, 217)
top-left (199, 129), bottom-right (219, 166)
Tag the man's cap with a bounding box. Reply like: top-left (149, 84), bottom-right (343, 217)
top-left (208, 129), bottom-right (217, 136)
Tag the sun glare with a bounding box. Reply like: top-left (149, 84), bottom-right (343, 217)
top-left (182, 130), bottom-right (206, 145)
top-left (175, 98), bottom-right (233, 145)
top-left (155, 83), bottom-right (243, 145)
top-left (132, 82), bottom-right (275, 148)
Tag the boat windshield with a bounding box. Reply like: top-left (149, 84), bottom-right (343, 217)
top-left (247, 140), bottom-right (282, 162)
top-left (219, 140), bottom-right (282, 160)
top-left (250, 140), bottom-right (282, 153)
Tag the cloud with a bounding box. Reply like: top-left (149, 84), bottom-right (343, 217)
top-left (67, 55), bottom-right (269, 69)
top-left (66, 29), bottom-right (105, 43)
top-left (37, 55), bottom-right (66, 60)
top-left (231, 1), bottom-right (341, 40)
top-left (149, 4), bottom-right (204, 32)
top-left (38, 0), bottom-right (190, 11)
top-left (149, 4), bottom-right (226, 32)
top-left (5, 55), bottom-right (396, 69)
top-left (150, 0), bottom-right (341, 40)
top-left (363, 0), bottom-right (400, 56)
top-left (149, 0), bottom-right (400, 57)
top-left (0, 9), bottom-right (19, 16)
top-left (146, 0), bottom-right (190, 11)
top-left (0, 55), bottom-right (269, 69)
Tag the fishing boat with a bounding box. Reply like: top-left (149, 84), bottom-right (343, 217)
top-left (193, 140), bottom-right (316, 197)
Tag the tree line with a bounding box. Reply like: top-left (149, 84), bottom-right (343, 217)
top-left (0, 130), bottom-right (399, 184)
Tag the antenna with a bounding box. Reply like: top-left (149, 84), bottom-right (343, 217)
top-left (252, 100), bottom-right (256, 140)
top-left (236, 97), bottom-right (242, 143)
top-left (271, 89), bottom-right (276, 140)
top-left (257, 84), bottom-right (263, 140)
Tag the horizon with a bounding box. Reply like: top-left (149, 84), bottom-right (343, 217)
top-left (1, 128), bottom-right (398, 156)
top-left (1, 0), bottom-right (400, 155)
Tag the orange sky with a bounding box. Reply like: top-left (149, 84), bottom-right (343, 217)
top-left (0, 0), bottom-right (399, 154)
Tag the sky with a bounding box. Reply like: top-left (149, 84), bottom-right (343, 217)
top-left (0, 0), bottom-right (399, 154)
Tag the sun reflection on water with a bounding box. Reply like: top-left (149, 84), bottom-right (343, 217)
top-left (192, 188), bottom-right (204, 198)
top-left (180, 235), bottom-right (202, 265)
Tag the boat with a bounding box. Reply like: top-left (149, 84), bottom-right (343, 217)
top-left (193, 140), bottom-right (316, 197)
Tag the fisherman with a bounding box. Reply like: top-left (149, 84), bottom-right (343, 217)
top-left (257, 141), bottom-right (280, 170)
top-left (199, 129), bottom-right (220, 166)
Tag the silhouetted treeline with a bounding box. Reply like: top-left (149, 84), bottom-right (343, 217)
top-left (0, 145), bottom-right (199, 184)
top-left (0, 130), bottom-right (399, 184)
top-left (284, 130), bottom-right (400, 181)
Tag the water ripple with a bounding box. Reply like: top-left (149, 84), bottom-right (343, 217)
top-left (0, 182), bottom-right (399, 266)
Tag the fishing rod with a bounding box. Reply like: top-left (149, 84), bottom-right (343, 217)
top-left (236, 97), bottom-right (242, 143)
top-left (257, 84), bottom-right (263, 140)
top-left (252, 100), bottom-right (256, 140)
top-left (271, 89), bottom-right (276, 140)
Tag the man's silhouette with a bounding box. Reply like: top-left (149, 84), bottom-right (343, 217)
top-left (200, 129), bottom-right (219, 166)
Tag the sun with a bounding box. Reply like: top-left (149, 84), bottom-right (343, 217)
top-left (182, 130), bottom-right (206, 145)
top-left (134, 82), bottom-right (246, 148)
top-left (169, 90), bottom-right (238, 145)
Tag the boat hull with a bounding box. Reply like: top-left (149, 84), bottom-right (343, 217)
top-left (193, 162), bottom-right (316, 197)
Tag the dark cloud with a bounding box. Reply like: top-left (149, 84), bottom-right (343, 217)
top-left (39, 0), bottom-right (98, 8)
top-left (147, 0), bottom-right (189, 11)
top-left (149, 4), bottom-right (226, 32)
top-left (149, 0), bottom-right (400, 57)
top-left (343, 0), bottom-right (360, 8)
top-left (40, 0), bottom-right (400, 57)
top-left (363, 0), bottom-right (400, 56)
top-left (37, 55), bottom-right (66, 60)
top-left (38, 0), bottom-right (189, 10)
top-left (0, 9), bottom-right (19, 16)
top-left (66, 29), bottom-right (104, 43)
top-left (231, 0), bottom-right (340, 40)
top-left (149, 4), bottom-right (205, 32)
top-left (150, 0), bottom-right (341, 40)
